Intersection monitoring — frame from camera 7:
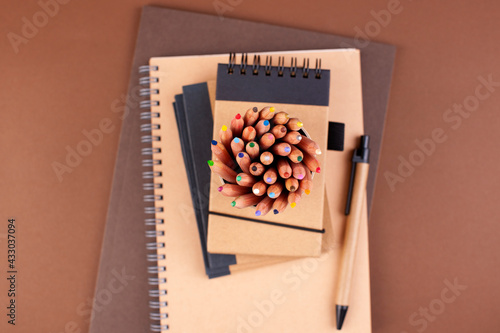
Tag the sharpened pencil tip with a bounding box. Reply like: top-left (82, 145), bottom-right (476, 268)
top-left (273, 209), bottom-right (279, 214)
top-left (305, 189), bottom-right (311, 195)
top-left (291, 202), bottom-right (296, 208)
top-left (211, 140), bottom-right (217, 145)
top-left (255, 210), bottom-right (262, 216)
top-left (263, 120), bottom-right (270, 126)
top-left (316, 149), bottom-right (322, 155)
top-left (290, 186), bottom-right (296, 191)
top-left (269, 192), bottom-right (275, 198)
top-left (253, 107), bottom-right (258, 112)
top-left (236, 176), bottom-right (242, 181)
top-left (253, 189), bottom-right (260, 194)
top-left (249, 142), bottom-right (255, 147)
top-left (297, 174), bottom-right (304, 180)
top-left (297, 135), bottom-right (302, 141)
top-left (218, 186), bottom-right (223, 192)
top-left (316, 167), bottom-right (321, 173)
top-left (222, 125), bottom-right (227, 131)
top-left (231, 201), bottom-right (236, 207)
top-left (284, 172), bottom-right (290, 178)
top-left (297, 121), bottom-right (303, 127)
top-left (270, 107), bottom-right (275, 112)
top-left (297, 156), bottom-right (303, 162)
top-left (234, 137), bottom-right (240, 143)
top-left (238, 152), bottom-right (244, 158)
top-left (266, 178), bottom-right (272, 183)
top-left (207, 160), bottom-right (214, 166)
top-left (284, 146), bottom-right (291, 153)
top-left (235, 113), bottom-right (241, 119)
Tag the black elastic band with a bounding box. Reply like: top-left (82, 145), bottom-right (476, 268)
top-left (209, 211), bottom-right (325, 234)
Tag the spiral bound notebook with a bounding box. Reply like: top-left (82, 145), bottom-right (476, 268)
top-left (139, 49), bottom-right (369, 332)
top-left (207, 57), bottom-right (330, 257)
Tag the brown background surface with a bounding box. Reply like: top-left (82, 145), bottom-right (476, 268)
top-left (1, 1), bottom-right (499, 333)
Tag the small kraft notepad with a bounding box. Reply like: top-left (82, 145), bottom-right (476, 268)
top-left (207, 59), bottom-right (330, 258)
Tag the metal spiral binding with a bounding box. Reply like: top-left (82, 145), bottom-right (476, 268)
top-left (227, 54), bottom-right (321, 78)
top-left (139, 65), bottom-right (168, 331)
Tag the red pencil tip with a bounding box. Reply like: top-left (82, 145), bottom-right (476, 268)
top-left (284, 172), bottom-right (290, 178)
top-left (235, 114), bottom-right (241, 119)
top-left (248, 127), bottom-right (253, 131)
top-left (316, 167), bottom-right (321, 173)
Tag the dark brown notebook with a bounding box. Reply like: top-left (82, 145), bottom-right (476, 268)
top-left (89, 6), bottom-right (395, 333)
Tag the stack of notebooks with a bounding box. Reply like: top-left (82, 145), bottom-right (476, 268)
top-left (90, 6), bottom-right (395, 333)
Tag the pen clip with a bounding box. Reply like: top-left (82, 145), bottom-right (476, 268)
top-left (345, 135), bottom-right (370, 215)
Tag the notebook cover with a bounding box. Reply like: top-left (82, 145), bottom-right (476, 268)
top-left (90, 6), bottom-right (395, 333)
top-left (207, 63), bottom-right (330, 257)
top-left (147, 48), bottom-right (367, 331)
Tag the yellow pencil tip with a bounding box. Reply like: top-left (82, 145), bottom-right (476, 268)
top-left (297, 121), bottom-right (303, 127)
top-left (305, 190), bottom-right (311, 195)
top-left (291, 202), bottom-right (296, 208)
top-left (270, 107), bottom-right (275, 112)
top-left (222, 125), bottom-right (227, 131)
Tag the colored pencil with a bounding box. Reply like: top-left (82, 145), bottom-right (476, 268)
top-left (288, 145), bottom-right (304, 163)
top-left (231, 193), bottom-right (262, 208)
top-left (273, 111), bottom-right (289, 125)
top-left (302, 150), bottom-right (321, 173)
top-left (243, 106), bottom-right (260, 126)
top-left (218, 184), bottom-right (252, 197)
top-left (272, 192), bottom-right (289, 214)
top-left (286, 118), bottom-right (303, 131)
top-left (285, 177), bottom-right (299, 192)
top-left (259, 133), bottom-right (275, 150)
top-left (267, 182), bottom-right (284, 199)
top-left (230, 137), bottom-right (245, 158)
top-left (242, 126), bottom-right (256, 142)
top-left (297, 135), bottom-right (322, 155)
top-left (288, 188), bottom-right (304, 208)
top-left (291, 162), bottom-right (307, 180)
top-left (259, 106), bottom-right (275, 120)
top-left (252, 180), bottom-right (268, 196)
top-left (255, 196), bottom-right (274, 216)
top-left (230, 113), bottom-right (244, 138)
top-left (276, 158), bottom-right (292, 179)
top-left (236, 173), bottom-right (257, 187)
top-left (282, 131), bottom-right (302, 145)
top-left (299, 179), bottom-right (313, 195)
top-left (219, 125), bottom-right (233, 155)
top-left (211, 140), bottom-right (234, 168)
top-left (263, 167), bottom-right (278, 184)
top-left (249, 162), bottom-right (265, 176)
top-left (260, 151), bottom-right (274, 165)
top-left (271, 142), bottom-right (291, 156)
top-left (246, 141), bottom-right (260, 160)
top-left (271, 124), bottom-right (287, 139)
top-left (236, 152), bottom-right (251, 174)
top-left (255, 119), bottom-right (271, 137)
top-left (207, 160), bottom-right (237, 183)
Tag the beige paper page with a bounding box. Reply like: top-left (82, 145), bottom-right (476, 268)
top-left (149, 49), bottom-right (370, 332)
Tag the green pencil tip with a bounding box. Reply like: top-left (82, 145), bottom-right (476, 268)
top-left (231, 201), bottom-right (236, 207)
top-left (236, 176), bottom-right (242, 181)
top-left (207, 160), bottom-right (214, 166)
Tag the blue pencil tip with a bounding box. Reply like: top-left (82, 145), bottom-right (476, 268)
top-left (284, 146), bottom-right (291, 153)
top-left (264, 120), bottom-right (269, 126)
top-left (255, 210), bottom-right (262, 216)
top-left (238, 152), bottom-right (244, 158)
top-left (273, 209), bottom-right (279, 214)
top-left (211, 140), bottom-right (217, 145)
top-left (234, 137), bottom-right (240, 143)
top-left (266, 178), bottom-right (272, 182)
top-left (269, 192), bottom-right (275, 198)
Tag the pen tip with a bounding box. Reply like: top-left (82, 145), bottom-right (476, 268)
top-left (336, 305), bottom-right (348, 330)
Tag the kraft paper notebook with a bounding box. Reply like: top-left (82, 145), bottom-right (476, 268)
top-left (207, 61), bottom-right (330, 257)
top-left (142, 49), bottom-right (368, 332)
top-left (90, 6), bottom-right (395, 333)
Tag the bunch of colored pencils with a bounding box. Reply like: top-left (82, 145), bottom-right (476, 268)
top-left (208, 106), bottom-right (322, 216)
